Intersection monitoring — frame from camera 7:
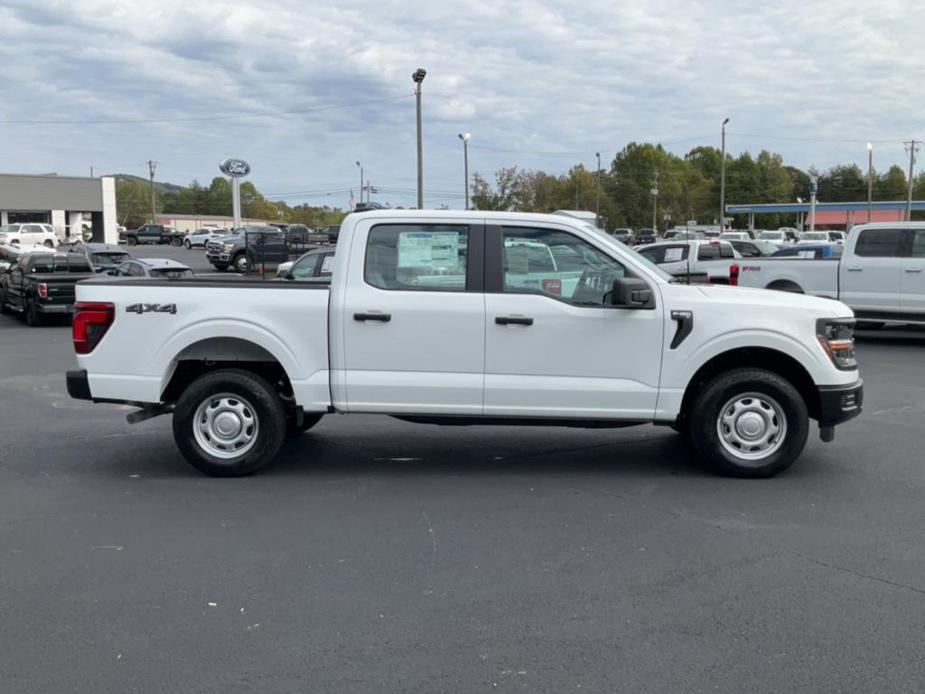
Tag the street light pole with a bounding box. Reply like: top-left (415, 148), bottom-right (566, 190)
top-left (412, 68), bottom-right (427, 209)
top-left (720, 117), bottom-right (729, 230)
top-left (356, 161), bottom-right (364, 205)
top-left (809, 177), bottom-right (818, 233)
top-left (651, 170), bottom-right (659, 232)
top-left (867, 143), bottom-right (873, 223)
top-left (595, 152), bottom-right (602, 228)
top-left (905, 138), bottom-right (919, 222)
top-left (458, 133), bottom-right (471, 210)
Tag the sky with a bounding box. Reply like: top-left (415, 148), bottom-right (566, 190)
top-left (0, 0), bottom-right (923, 209)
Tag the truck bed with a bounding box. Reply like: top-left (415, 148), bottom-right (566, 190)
top-left (75, 278), bottom-right (332, 409)
top-left (737, 257), bottom-right (840, 297)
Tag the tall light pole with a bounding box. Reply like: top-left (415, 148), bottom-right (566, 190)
top-left (356, 161), bottom-right (364, 205)
top-left (905, 139), bottom-right (919, 222)
top-left (651, 170), bottom-right (659, 233)
top-left (147, 160), bottom-right (157, 224)
top-left (719, 117), bottom-right (729, 230)
top-left (809, 177), bottom-right (818, 233)
top-left (595, 152), bottom-right (602, 228)
top-left (867, 143), bottom-right (873, 223)
top-left (458, 133), bottom-right (471, 210)
top-left (412, 68), bottom-right (427, 209)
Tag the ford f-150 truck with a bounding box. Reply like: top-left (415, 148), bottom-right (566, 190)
top-left (66, 211), bottom-right (863, 478)
top-left (735, 222), bottom-right (925, 326)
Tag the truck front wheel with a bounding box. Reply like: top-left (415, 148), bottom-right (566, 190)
top-left (689, 368), bottom-right (808, 478)
top-left (172, 369), bottom-right (287, 477)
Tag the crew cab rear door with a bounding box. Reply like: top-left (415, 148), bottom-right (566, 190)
top-left (483, 223), bottom-right (663, 419)
top-left (840, 228), bottom-right (904, 313)
top-left (336, 220), bottom-right (485, 414)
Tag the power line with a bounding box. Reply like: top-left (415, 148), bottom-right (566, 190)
top-left (0, 94), bottom-right (412, 125)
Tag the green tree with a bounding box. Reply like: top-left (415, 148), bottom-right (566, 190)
top-left (876, 165), bottom-right (908, 200)
top-left (115, 179), bottom-right (153, 227)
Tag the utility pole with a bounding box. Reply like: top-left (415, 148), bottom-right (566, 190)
top-left (905, 139), bottom-right (919, 221)
top-left (147, 160), bottom-right (157, 224)
top-left (412, 68), bottom-right (427, 209)
top-left (458, 133), bottom-right (471, 210)
top-left (651, 170), bottom-right (659, 232)
top-left (809, 176), bottom-right (818, 233)
top-left (720, 118), bottom-right (729, 229)
top-left (356, 161), bottom-right (364, 205)
top-left (595, 152), bottom-right (602, 228)
top-left (867, 143), bottom-right (873, 223)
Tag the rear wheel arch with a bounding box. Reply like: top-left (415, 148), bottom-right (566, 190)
top-left (766, 280), bottom-right (804, 293)
top-left (161, 337), bottom-right (294, 403)
top-left (678, 347), bottom-right (820, 425)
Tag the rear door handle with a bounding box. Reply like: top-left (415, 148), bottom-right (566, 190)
top-left (905, 268), bottom-right (923, 273)
top-left (846, 266), bottom-right (863, 272)
top-left (354, 312), bottom-right (391, 322)
top-left (495, 316), bottom-right (534, 326)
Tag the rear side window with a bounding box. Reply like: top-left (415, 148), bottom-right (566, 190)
top-left (855, 229), bottom-right (903, 257)
top-left (365, 224), bottom-right (468, 291)
top-left (698, 244), bottom-right (719, 260)
top-left (910, 231), bottom-right (925, 258)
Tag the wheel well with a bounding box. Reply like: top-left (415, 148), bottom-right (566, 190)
top-left (679, 347), bottom-right (820, 422)
top-left (766, 280), bottom-right (804, 293)
top-left (161, 338), bottom-right (293, 403)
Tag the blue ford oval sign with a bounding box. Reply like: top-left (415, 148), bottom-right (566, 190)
top-left (220, 158), bottom-right (250, 178)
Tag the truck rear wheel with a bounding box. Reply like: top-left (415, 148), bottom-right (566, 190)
top-left (172, 369), bottom-right (287, 477)
top-left (24, 298), bottom-right (43, 326)
top-left (689, 368), bottom-right (808, 478)
top-left (126, 236), bottom-right (138, 246)
top-left (233, 254), bottom-right (251, 273)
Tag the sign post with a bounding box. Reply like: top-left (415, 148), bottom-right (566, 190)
top-left (219, 158), bottom-right (251, 229)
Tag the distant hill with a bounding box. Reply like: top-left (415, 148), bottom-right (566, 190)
top-left (110, 173), bottom-right (187, 196)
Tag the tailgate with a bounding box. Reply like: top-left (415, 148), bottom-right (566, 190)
top-left (32, 273), bottom-right (95, 305)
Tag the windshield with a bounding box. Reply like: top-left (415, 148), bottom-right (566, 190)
top-left (150, 268), bottom-right (194, 279)
top-left (91, 252), bottom-right (130, 265)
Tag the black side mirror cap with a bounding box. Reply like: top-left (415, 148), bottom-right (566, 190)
top-left (610, 277), bottom-right (655, 309)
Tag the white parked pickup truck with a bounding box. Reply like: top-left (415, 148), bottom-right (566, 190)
top-left (635, 240), bottom-right (741, 283)
top-left (736, 222), bottom-right (925, 326)
top-left (67, 211), bottom-right (863, 478)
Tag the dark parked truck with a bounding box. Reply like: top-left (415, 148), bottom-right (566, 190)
top-left (0, 252), bottom-right (95, 325)
top-left (206, 226), bottom-right (289, 272)
top-left (123, 224), bottom-right (185, 247)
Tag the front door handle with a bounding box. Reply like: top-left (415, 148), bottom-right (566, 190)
top-left (495, 316), bottom-right (534, 326)
top-left (354, 312), bottom-right (391, 322)
top-left (905, 268), bottom-right (923, 273)
top-left (846, 266), bottom-right (863, 272)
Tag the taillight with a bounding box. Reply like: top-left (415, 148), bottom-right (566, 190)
top-left (73, 302), bottom-right (114, 355)
top-left (37, 282), bottom-right (48, 299)
top-left (729, 263), bottom-right (740, 286)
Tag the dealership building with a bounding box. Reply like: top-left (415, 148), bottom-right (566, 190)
top-left (0, 173), bottom-right (118, 243)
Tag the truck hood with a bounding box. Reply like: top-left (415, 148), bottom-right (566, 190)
top-left (692, 284), bottom-right (852, 318)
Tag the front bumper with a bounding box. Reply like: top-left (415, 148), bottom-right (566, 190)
top-left (817, 380), bottom-right (863, 426)
top-left (67, 369), bottom-right (92, 400)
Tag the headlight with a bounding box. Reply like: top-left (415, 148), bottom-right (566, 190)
top-left (222, 242), bottom-right (235, 251)
top-left (816, 318), bottom-right (857, 370)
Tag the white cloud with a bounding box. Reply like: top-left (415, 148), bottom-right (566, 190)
top-left (0, 0), bottom-right (922, 207)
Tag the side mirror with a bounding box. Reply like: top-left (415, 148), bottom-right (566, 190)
top-left (610, 277), bottom-right (654, 309)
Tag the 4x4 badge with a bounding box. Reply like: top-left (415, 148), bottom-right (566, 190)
top-left (125, 303), bottom-right (177, 315)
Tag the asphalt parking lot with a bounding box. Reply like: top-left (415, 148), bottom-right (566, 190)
top-left (2, 318), bottom-right (925, 693)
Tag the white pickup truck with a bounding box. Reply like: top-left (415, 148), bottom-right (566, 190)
top-left (635, 239), bottom-right (740, 283)
top-left (736, 222), bottom-right (925, 326)
top-left (67, 211), bottom-right (863, 478)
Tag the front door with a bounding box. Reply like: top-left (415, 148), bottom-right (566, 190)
top-left (340, 221), bottom-right (486, 414)
top-left (484, 224), bottom-right (664, 420)
top-left (840, 227), bottom-right (904, 314)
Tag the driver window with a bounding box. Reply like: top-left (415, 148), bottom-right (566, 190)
top-left (501, 227), bottom-right (626, 306)
top-left (291, 254), bottom-right (320, 279)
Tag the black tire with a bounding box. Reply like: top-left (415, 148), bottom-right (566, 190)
top-left (184, 239), bottom-right (192, 249)
top-left (43, 240), bottom-right (55, 248)
top-left (171, 237), bottom-right (183, 247)
top-left (288, 412), bottom-right (323, 436)
top-left (688, 368), bottom-right (808, 478)
top-left (233, 254), bottom-right (251, 273)
top-left (126, 236), bottom-right (138, 246)
top-left (0, 289), bottom-right (9, 315)
top-left (25, 298), bottom-right (42, 327)
top-left (173, 369), bottom-right (287, 477)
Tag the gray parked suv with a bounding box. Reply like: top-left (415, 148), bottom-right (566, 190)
top-left (205, 226), bottom-right (289, 272)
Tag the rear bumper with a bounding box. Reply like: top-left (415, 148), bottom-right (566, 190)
top-left (67, 369), bottom-right (92, 401)
top-left (817, 380), bottom-right (863, 426)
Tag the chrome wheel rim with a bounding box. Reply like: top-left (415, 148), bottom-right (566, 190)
top-left (716, 391), bottom-right (787, 463)
top-left (193, 393), bottom-right (259, 459)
